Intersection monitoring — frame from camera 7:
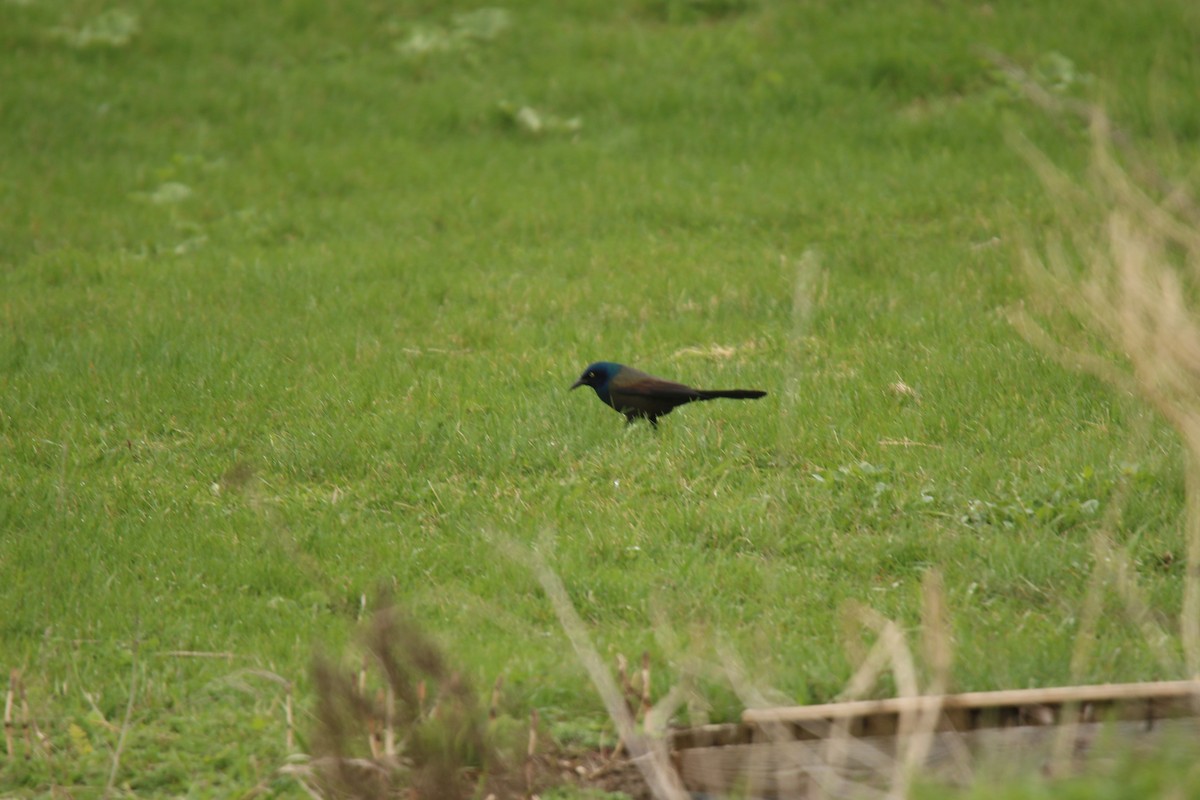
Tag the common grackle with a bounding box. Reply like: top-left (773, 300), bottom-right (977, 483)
top-left (570, 361), bottom-right (766, 427)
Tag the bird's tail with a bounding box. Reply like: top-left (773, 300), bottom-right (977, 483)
top-left (696, 389), bottom-right (767, 401)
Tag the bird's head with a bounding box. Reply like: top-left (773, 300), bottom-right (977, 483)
top-left (571, 361), bottom-right (620, 393)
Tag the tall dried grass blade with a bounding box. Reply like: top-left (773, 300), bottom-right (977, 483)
top-left (1014, 103), bottom-right (1200, 678)
top-left (505, 538), bottom-right (689, 800)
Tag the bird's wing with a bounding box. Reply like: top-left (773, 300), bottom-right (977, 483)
top-left (613, 376), bottom-right (701, 402)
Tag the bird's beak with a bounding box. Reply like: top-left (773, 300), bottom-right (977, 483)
top-left (570, 377), bottom-right (585, 390)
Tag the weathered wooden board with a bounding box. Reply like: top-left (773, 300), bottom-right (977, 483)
top-left (675, 719), bottom-right (1199, 798)
top-left (669, 681), bottom-right (1200, 798)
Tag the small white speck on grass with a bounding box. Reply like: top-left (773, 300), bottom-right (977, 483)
top-left (673, 344), bottom-right (738, 359)
top-left (210, 482), bottom-right (220, 495)
top-left (496, 101), bottom-right (582, 136)
top-left (887, 378), bottom-right (920, 402)
top-left (453, 8), bottom-right (511, 40)
top-left (971, 236), bottom-right (1003, 250)
top-left (516, 106), bottom-right (543, 133)
top-left (397, 9), bottom-right (510, 57)
top-left (879, 437), bottom-right (941, 449)
top-left (173, 235), bottom-right (207, 255)
top-left (142, 182), bottom-right (193, 205)
top-left (613, 480), bottom-right (620, 488)
top-left (397, 27), bottom-right (456, 56)
top-left (51, 8), bottom-right (140, 48)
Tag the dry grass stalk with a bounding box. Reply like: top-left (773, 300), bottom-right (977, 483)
top-left (1070, 536), bottom-right (1181, 683)
top-left (103, 636), bottom-right (141, 799)
top-left (489, 675), bottom-right (503, 721)
top-left (383, 685), bottom-right (396, 758)
top-left (611, 650), bottom-right (668, 758)
top-left (1049, 529), bottom-right (1187, 775)
top-left (641, 651), bottom-right (653, 719)
top-left (717, 639), bottom-right (890, 799)
top-left (839, 571), bottom-right (956, 798)
top-left (643, 685), bottom-right (687, 739)
top-left (900, 571), bottom-right (961, 788)
top-left (222, 669), bottom-right (297, 754)
top-left (308, 602), bottom-right (503, 800)
top-left (826, 611), bottom-right (913, 798)
top-left (16, 670), bottom-right (42, 757)
top-left (1010, 105), bottom-right (1200, 676)
top-left (4, 670), bottom-right (14, 759)
top-left (716, 570), bottom-right (959, 799)
top-left (615, 652), bottom-right (655, 728)
top-left (502, 537), bottom-right (690, 800)
top-left (159, 650), bottom-right (236, 660)
top-left (616, 654), bottom-right (631, 711)
top-left (525, 708), bottom-right (538, 798)
top-left (280, 761), bottom-right (330, 800)
top-left (286, 681), bottom-right (296, 754)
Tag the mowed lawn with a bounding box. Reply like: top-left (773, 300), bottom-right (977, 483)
top-left (3, 0), bottom-right (1200, 795)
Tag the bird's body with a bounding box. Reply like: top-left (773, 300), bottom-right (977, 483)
top-left (571, 361), bottom-right (766, 427)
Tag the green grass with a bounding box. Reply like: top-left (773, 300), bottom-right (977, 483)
top-left (3, 0), bottom-right (1200, 796)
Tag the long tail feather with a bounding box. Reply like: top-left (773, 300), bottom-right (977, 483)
top-left (696, 389), bottom-right (766, 400)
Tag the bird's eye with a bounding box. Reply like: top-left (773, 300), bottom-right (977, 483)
top-left (587, 371), bottom-right (596, 378)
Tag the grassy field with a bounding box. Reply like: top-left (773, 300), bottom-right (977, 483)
top-left (3, 0), bottom-right (1200, 796)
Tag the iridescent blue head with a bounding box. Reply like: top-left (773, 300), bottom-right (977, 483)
top-left (570, 361), bottom-right (623, 407)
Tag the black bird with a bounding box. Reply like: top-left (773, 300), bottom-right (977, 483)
top-left (571, 361), bottom-right (766, 427)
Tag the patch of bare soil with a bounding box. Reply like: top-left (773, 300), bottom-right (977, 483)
top-left (528, 749), bottom-right (653, 800)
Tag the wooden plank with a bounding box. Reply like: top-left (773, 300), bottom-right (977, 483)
top-left (676, 718), bottom-right (1200, 798)
top-left (669, 682), bottom-right (1200, 796)
top-left (743, 680), bottom-right (1200, 724)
